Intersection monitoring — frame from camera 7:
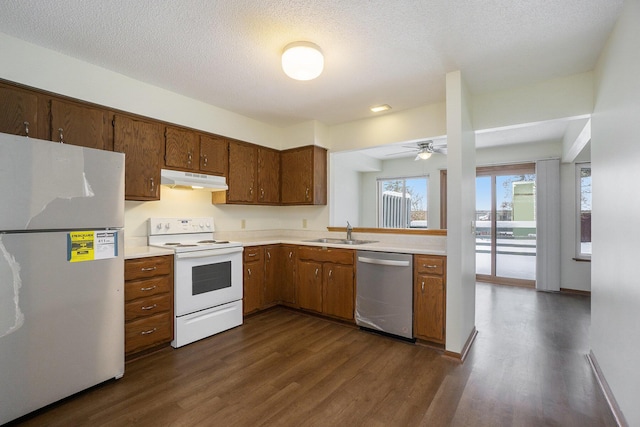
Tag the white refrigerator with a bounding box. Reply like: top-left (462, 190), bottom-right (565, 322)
top-left (0, 133), bottom-right (125, 424)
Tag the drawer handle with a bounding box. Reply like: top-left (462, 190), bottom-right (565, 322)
top-left (140, 285), bottom-right (157, 292)
top-left (424, 264), bottom-right (438, 269)
top-left (141, 304), bottom-right (157, 311)
top-left (141, 266), bottom-right (157, 272)
top-left (141, 328), bottom-right (157, 335)
top-left (248, 253), bottom-right (257, 257)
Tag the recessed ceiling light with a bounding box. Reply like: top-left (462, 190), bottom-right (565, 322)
top-left (370, 104), bottom-right (391, 113)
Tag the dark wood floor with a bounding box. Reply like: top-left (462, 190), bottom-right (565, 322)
top-left (14, 283), bottom-right (616, 426)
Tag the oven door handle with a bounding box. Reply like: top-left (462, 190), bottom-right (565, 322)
top-left (175, 247), bottom-right (243, 259)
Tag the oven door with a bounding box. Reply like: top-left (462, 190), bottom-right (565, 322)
top-left (174, 246), bottom-right (243, 317)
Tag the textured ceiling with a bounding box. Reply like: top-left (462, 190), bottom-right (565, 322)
top-left (0, 0), bottom-right (623, 128)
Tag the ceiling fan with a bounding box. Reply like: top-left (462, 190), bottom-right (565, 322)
top-left (402, 140), bottom-right (447, 160)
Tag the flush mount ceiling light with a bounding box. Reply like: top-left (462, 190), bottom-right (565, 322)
top-left (370, 104), bottom-right (391, 113)
top-left (282, 41), bottom-right (324, 81)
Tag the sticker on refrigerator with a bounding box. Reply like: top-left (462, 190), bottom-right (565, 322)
top-left (68, 230), bottom-right (118, 262)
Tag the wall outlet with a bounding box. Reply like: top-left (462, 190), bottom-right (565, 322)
top-left (302, 219), bottom-right (308, 228)
top-left (241, 219), bottom-right (246, 229)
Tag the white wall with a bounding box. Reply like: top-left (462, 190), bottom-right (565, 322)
top-left (472, 72), bottom-right (594, 131)
top-left (591, 0), bottom-right (640, 424)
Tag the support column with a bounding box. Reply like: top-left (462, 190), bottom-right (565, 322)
top-left (445, 70), bottom-right (477, 356)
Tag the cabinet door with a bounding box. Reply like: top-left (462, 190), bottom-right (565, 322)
top-left (228, 141), bottom-right (256, 203)
top-left (281, 146), bottom-right (327, 205)
top-left (323, 263), bottom-right (354, 320)
top-left (414, 274), bottom-right (445, 343)
top-left (165, 126), bottom-right (198, 170)
top-left (297, 260), bottom-right (323, 312)
top-left (280, 245), bottom-right (297, 305)
top-left (199, 134), bottom-right (228, 176)
top-left (281, 147), bottom-right (311, 204)
top-left (0, 84), bottom-right (39, 138)
top-left (50, 99), bottom-right (112, 150)
top-left (243, 260), bottom-right (264, 315)
top-left (113, 115), bottom-right (164, 201)
top-left (264, 245), bottom-right (279, 306)
top-left (257, 147), bottom-right (280, 204)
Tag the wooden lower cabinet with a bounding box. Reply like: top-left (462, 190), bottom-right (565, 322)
top-left (243, 246), bottom-right (264, 315)
top-left (297, 259), bottom-right (323, 312)
top-left (413, 255), bottom-right (446, 344)
top-left (322, 263), bottom-right (354, 320)
top-left (124, 255), bottom-right (174, 357)
top-left (296, 246), bottom-right (355, 321)
top-left (279, 245), bottom-right (297, 305)
top-left (264, 245), bottom-right (279, 306)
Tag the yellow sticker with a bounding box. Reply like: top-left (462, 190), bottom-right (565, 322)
top-left (68, 231), bottom-right (95, 262)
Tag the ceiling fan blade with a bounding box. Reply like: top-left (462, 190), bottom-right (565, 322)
top-left (432, 147), bottom-right (447, 154)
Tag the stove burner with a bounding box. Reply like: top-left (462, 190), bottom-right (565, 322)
top-left (197, 240), bottom-right (217, 243)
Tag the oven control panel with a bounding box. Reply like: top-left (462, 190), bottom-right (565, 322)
top-left (148, 217), bottom-right (214, 235)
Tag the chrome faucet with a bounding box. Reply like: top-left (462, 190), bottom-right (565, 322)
top-left (346, 221), bottom-right (353, 241)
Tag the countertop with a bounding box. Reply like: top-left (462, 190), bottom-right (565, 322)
top-left (125, 245), bottom-right (174, 260)
top-left (125, 230), bottom-right (447, 259)
top-left (216, 229), bottom-right (447, 256)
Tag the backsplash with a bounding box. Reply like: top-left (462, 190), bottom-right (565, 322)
top-left (124, 186), bottom-right (329, 241)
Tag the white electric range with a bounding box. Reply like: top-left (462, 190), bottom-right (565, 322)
top-left (148, 217), bottom-right (244, 348)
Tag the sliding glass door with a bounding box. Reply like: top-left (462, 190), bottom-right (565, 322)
top-left (476, 164), bottom-right (536, 286)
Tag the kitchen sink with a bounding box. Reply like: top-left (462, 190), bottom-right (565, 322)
top-left (304, 238), bottom-right (378, 245)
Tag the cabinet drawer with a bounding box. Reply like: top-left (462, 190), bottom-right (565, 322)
top-left (243, 246), bottom-right (264, 262)
top-left (125, 256), bottom-right (172, 280)
top-left (125, 276), bottom-right (172, 301)
top-left (298, 246), bottom-right (354, 265)
top-left (243, 246), bottom-right (263, 262)
top-left (125, 312), bottom-right (172, 354)
top-left (415, 255), bottom-right (445, 275)
top-left (125, 293), bottom-right (171, 321)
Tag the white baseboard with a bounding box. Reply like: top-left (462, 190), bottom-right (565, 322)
top-left (587, 350), bottom-right (627, 427)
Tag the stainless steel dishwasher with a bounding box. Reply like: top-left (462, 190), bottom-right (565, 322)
top-left (355, 250), bottom-right (414, 340)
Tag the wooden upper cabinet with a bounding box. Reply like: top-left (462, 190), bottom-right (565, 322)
top-left (281, 145), bottom-right (327, 205)
top-left (199, 134), bottom-right (228, 176)
top-left (228, 141), bottom-right (256, 203)
top-left (165, 126), bottom-right (198, 170)
top-left (0, 83), bottom-right (40, 138)
top-left (257, 147), bottom-right (280, 204)
top-left (113, 114), bottom-right (164, 201)
top-left (50, 99), bottom-right (112, 150)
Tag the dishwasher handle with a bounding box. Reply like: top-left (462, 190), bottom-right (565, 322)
top-left (358, 256), bottom-right (411, 267)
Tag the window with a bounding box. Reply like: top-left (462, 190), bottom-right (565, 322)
top-left (576, 163), bottom-right (591, 259)
top-left (377, 176), bottom-right (428, 228)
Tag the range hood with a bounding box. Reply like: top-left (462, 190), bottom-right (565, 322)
top-left (160, 169), bottom-right (228, 191)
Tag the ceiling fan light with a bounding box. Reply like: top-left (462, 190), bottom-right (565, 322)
top-left (282, 41), bottom-right (324, 81)
top-left (417, 150), bottom-right (432, 160)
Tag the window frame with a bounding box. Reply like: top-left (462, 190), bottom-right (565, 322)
top-left (376, 175), bottom-right (429, 229)
top-left (575, 162), bottom-right (592, 260)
